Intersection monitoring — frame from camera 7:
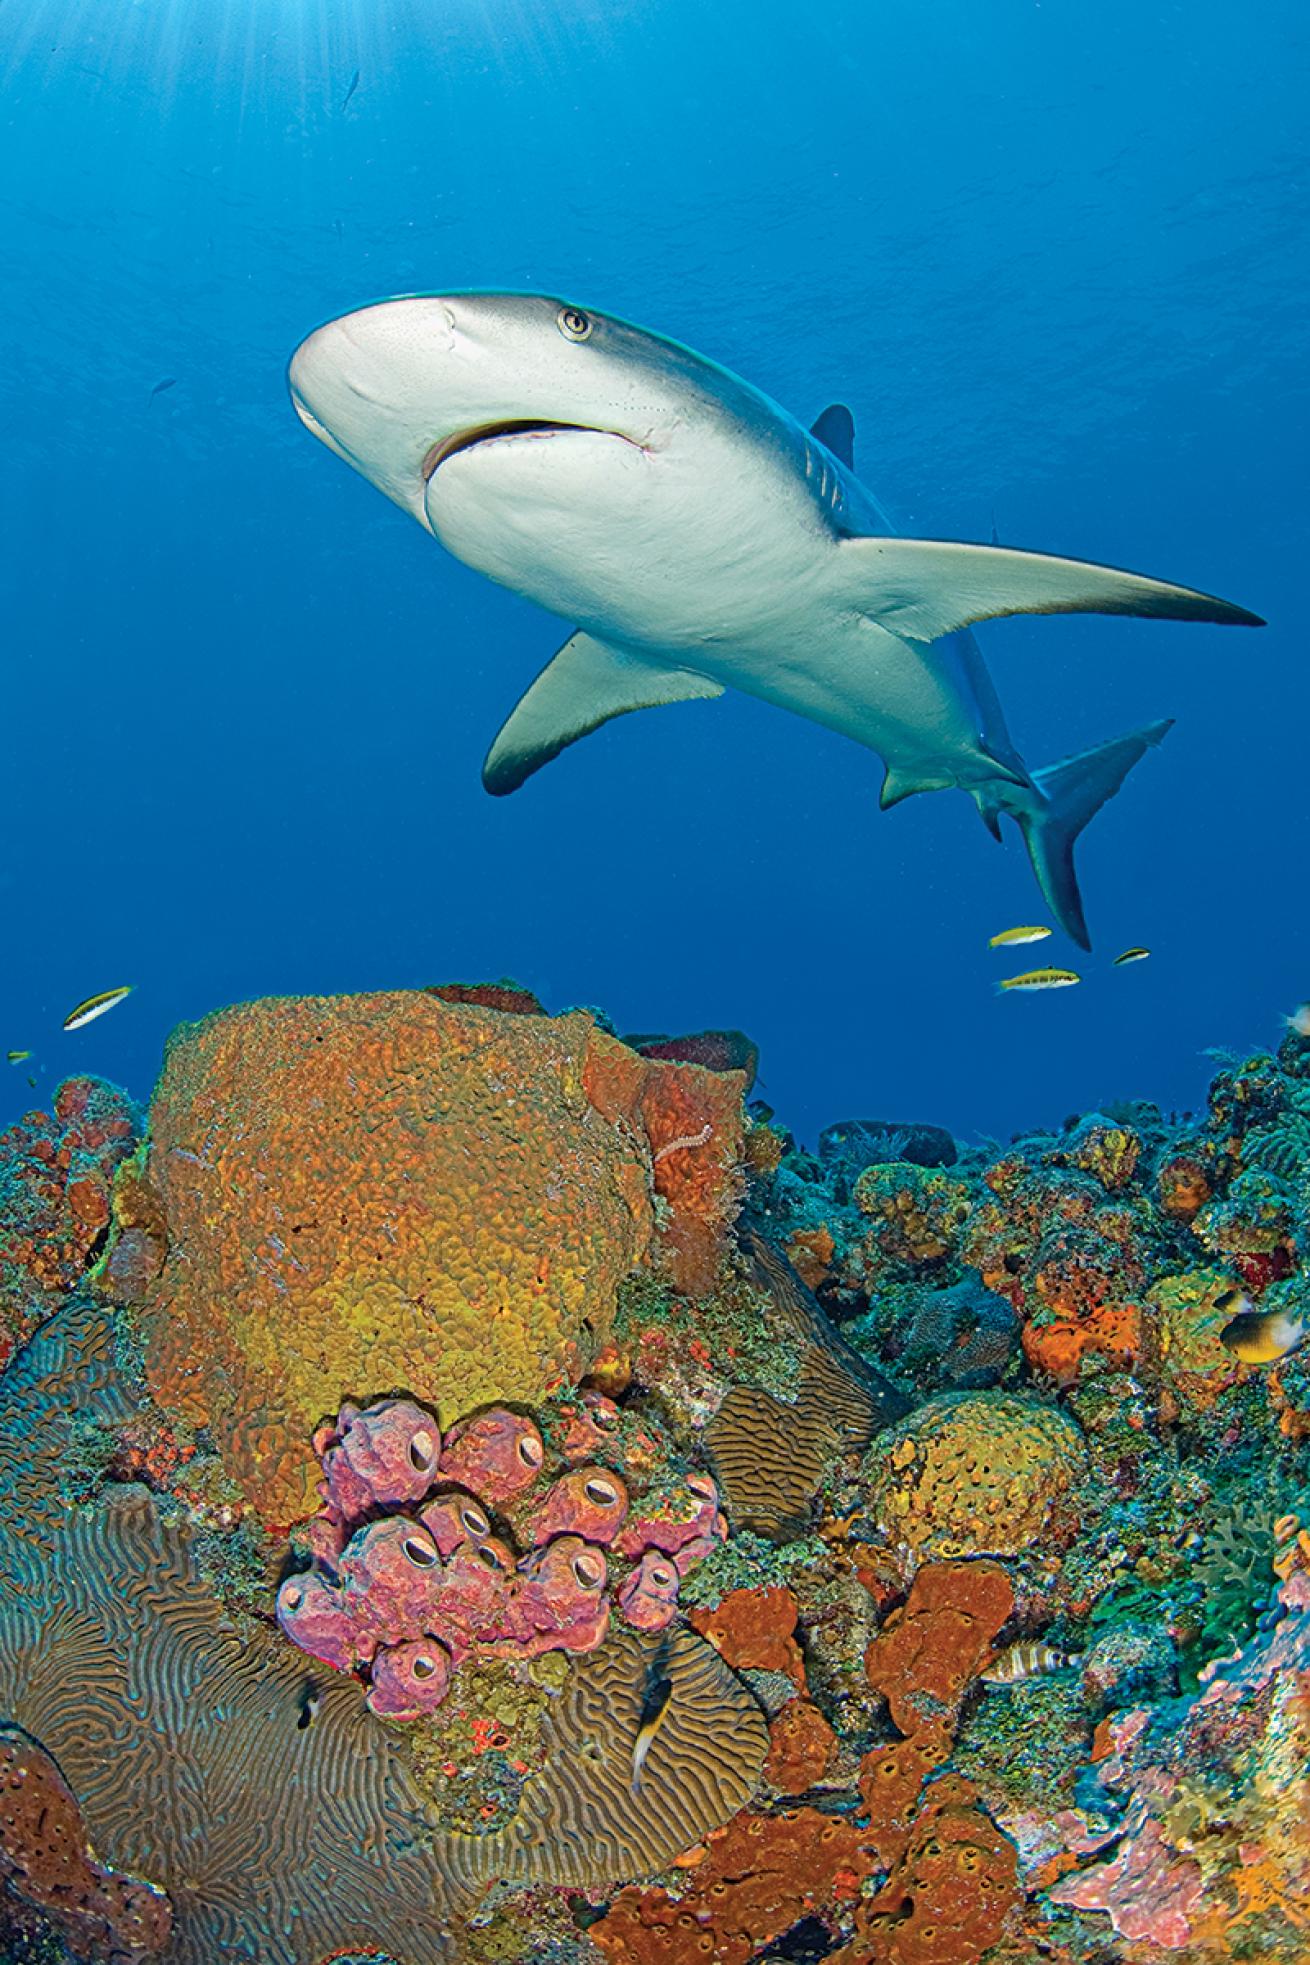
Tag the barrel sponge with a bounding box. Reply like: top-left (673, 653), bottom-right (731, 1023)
top-left (867, 1391), bottom-right (1087, 1563)
top-left (120, 993), bottom-right (658, 1521)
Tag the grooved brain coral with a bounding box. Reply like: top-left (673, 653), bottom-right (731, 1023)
top-left (866, 1392), bottom-right (1088, 1562)
top-left (107, 992), bottom-right (707, 1521)
top-left (0, 1302), bottom-right (767, 1964)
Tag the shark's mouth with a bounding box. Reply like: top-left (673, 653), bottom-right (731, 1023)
top-left (421, 420), bottom-right (605, 480)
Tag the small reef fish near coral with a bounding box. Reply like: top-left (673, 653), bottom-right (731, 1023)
top-left (62, 985), bottom-right (134, 1031)
top-left (1, 979), bottom-right (1308, 1964)
top-left (1218, 1290), bottom-right (1307, 1364)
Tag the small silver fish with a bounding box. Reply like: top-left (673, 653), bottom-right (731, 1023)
top-left (981, 1640), bottom-right (1069, 1686)
top-left (630, 1644), bottom-right (675, 1795)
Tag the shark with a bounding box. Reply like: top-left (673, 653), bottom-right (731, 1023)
top-left (287, 292), bottom-right (1262, 946)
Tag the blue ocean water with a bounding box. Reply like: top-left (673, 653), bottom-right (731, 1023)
top-left (1, 0), bottom-right (1304, 1148)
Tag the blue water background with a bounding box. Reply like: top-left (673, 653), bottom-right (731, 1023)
top-left (1, 0), bottom-right (1305, 1146)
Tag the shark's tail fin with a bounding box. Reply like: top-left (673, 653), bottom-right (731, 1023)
top-left (1011, 718), bottom-right (1174, 950)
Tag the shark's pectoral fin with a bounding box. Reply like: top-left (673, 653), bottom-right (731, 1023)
top-left (482, 632), bottom-right (724, 795)
top-left (834, 536), bottom-right (1264, 638)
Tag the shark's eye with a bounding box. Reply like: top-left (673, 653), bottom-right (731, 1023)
top-left (557, 307), bottom-right (593, 343)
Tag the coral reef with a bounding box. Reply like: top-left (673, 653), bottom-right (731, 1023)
top-left (0, 1076), bottom-right (138, 1364)
top-left (279, 1390), bottom-right (726, 1718)
top-left (863, 1391), bottom-right (1087, 1567)
top-left (1, 987), bottom-right (1309, 1963)
top-left (0, 1724), bottom-right (171, 1963)
top-left (98, 992), bottom-right (744, 1518)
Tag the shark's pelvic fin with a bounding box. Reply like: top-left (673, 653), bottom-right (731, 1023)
top-left (835, 536), bottom-right (1264, 639)
top-left (810, 403), bottom-right (856, 470)
top-left (482, 632), bottom-right (723, 795)
top-left (1011, 717), bottom-right (1175, 950)
top-left (879, 762), bottom-right (954, 810)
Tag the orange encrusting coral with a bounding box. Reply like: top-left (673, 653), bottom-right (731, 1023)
top-left (834, 1776), bottom-right (1021, 1965)
top-left (589, 1807), bottom-right (878, 1965)
top-left (764, 1699), bottom-right (837, 1792)
top-left (689, 1585), bottom-right (807, 1687)
top-left (0, 1725), bottom-right (172, 1963)
top-left (583, 1027), bottom-right (745, 1296)
top-left (864, 1560), bottom-right (1015, 1741)
top-left (0, 1077), bottom-right (139, 1363)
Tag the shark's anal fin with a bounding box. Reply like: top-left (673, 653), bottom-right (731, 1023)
top-left (835, 535), bottom-right (1264, 637)
top-left (482, 632), bottom-right (724, 795)
top-left (810, 403), bottom-right (855, 470)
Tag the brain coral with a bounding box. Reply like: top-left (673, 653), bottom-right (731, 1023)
top-left (102, 993), bottom-right (744, 1520)
top-left (0, 1301), bottom-right (767, 1963)
top-left (866, 1392), bottom-right (1087, 1563)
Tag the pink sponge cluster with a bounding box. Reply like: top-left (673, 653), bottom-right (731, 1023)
top-left (277, 1392), bottom-right (726, 1719)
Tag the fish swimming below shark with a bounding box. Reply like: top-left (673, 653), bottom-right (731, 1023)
top-left (287, 292), bottom-right (1263, 947)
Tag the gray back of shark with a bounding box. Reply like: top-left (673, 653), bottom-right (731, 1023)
top-left (287, 291), bottom-right (1262, 948)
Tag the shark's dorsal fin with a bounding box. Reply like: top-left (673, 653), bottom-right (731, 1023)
top-left (483, 632), bottom-right (724, 795)
top-left (810, 403), bottom-right (855, 470)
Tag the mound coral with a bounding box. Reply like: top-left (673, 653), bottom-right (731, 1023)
top-left (99, 993), bottom-right (744, 1519)
top-left (853, 1163), bottom-right (972, 1275)
top-left (865, 1392), bottom-right (1087, 1567)
top-left (0, 1076), bottom-right (138, 1363)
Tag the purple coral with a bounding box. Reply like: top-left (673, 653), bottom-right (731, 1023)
top-left (438, 1407), bottom-right (545, 1503)
top-left (367, 1638), bottom-right (454, 1719)
top-left (485, 1536), bottom-right (610, 1659)
top-left (613, 1472), bottom-right (726, 1572)
top-left (277, 1393), bottom-right (726, 1718)
top-left (316, 1398), bottom-right (442, 1523)
top-left (526, 1465), bottom-right (629, 1546)
top-left (618, 1550), bottom-right (681, 1632)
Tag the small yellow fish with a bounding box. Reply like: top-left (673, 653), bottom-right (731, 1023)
top-left (981, 1640), bottom-right (1069, 1686)
top-left (989, 926), bottom-right (1052, 949)
top-left (1114, 948), bottom-right (1151, 966)
top-left (998, 968), bottom-right (1081, 993)
top-left (63, 986), bottom-right (133, 1032)
top-left (6, 1050), bottom-right (30, 1064)
top-left (630, 1645), bottom-right (675, 1795)
top-left (1287, 1004), bottom-right (1310, 1038)
top-left (1219, 1303), bottom-right (1306, 1366)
